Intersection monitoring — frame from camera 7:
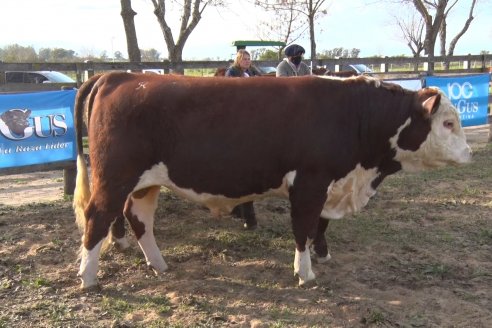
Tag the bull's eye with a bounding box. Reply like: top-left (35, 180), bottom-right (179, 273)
top-left (443, 120), bottom-right (454, 130)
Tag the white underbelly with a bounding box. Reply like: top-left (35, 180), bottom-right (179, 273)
top-left (133, 163), bottom-right (295, 217)
top-left (134, 162), bottom-right (378, 219)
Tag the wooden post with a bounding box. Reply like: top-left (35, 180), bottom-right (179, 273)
top-left (84, 60), bottom-right (95, 81)
top-left (63, 162), bottom-right (77, 195)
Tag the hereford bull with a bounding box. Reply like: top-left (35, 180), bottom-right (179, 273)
top-left (73, 72), bottom-right (471, 289)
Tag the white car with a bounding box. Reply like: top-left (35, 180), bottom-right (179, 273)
top-left (5, 71), bottom-right (75, 84)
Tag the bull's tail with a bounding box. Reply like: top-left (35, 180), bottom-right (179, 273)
top-left (72, 74), bottom-right (103, 234)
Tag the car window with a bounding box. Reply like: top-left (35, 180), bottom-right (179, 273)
top-left (5, 71), bottom-right (75, 83)
top-left (26, 72), bottom-right (48, 84)
top-left (5, 72), bottom-right (24, 83)
top-left (42, 71), bottom-right (75, 83)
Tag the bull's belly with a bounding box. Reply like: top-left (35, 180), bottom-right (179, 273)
top-left (133, 162), bottom-right (379, 219)
top-left (133, 163), bottom-right (294, 217)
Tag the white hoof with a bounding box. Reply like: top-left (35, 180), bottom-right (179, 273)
top-left (316, 252), bottom-right (331, 264)
top-left (298, 270), bottom-right (316, 286)
top-left (148, 258), bottom-right (168, 273)
top-left (294, 247), bottom-right (316, 286)
top-left (112, 236), bottom-right (131, 251)
top-left (79, 274), bottom-right (99, 291)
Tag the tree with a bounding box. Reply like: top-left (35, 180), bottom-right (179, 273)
top-left (141, 48), bottom-right (162, 61)
top-left (38, 48), bottom-right (77, 62)
top-left (254, 0), bottom-right (328, 61)
top-left (318, 47), bottom-right (360, 59)
top-left (394, 10), bottom-right (425, 57)
top-left (394, 0), bottom-right (480, 58)
top-left (149, 0), bottom-right (225, 73)
top-left (255, 1), bottom-right (307, 60)
top-left (441, 0), bottom-right (477, 56)
top-left (114, 51), bottom-right (127, 61)
top-left (120, 0), bottom-right (141, 63)
top-left (0, 44), bottom-right (37, 62)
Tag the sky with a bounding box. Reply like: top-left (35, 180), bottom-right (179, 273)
top-left (1, 0), bottom-right (491, 60)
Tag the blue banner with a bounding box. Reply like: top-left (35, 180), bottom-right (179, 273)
top-left (425, 74), bottom-right (490, 127)
top-left (0, 90), bottom-right (76, 169)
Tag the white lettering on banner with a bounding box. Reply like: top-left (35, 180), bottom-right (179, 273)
top-left (45, 142), bottom-right (69, 150)
top-left (16, 144), bottom-right (42, 152)
top-left (447, 82), bottom-right (473, 100)
top-left (0, 114), bottom-right (69, 140)
top-left (454, 100), bottom-right (479, 114)
top-left (0, 146), bottom-right (12, 154)
top-left (33, 115), bottom-right (69, 138)
top-left (10, 142), bottom-right (69, 153)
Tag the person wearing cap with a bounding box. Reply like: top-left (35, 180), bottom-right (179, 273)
top-left (225, 49), bottom-right (261, 77)
top-left (276, 44), bottom-right (312, 77)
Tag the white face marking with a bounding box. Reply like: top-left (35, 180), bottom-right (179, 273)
top-left (391, 92), bottom-right (471, 172)
top-left (129, 191), bottom-right (168, 272)
top-left (321, 164), bottom-right (380, 219)
top-left (294, 239), bottom-right (316, 286)
top-left (79, 240), bottom-right (103, 289)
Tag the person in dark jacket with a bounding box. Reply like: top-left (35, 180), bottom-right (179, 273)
top-left (225, 49), bottom-right (261, 77)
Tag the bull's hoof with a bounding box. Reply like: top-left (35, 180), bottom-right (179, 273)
top-left (148, 261), bottom-right (168, 274)
top-left (315, 253), bottom-right (331, 264)
top-left (295, 269), bottom-right (316, 286)
top-left (298, 278), bottom-right (318, 289)
top-left (112, 237), bottom-right (131, 252)
top-left (243, 222), bottom-right (258, 230)
top-left (80, 281), bottom-right (101, 292)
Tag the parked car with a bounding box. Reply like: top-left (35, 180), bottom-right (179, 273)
top-left (324, 63), bottom-right (373, 75)
top-left (5, 71), bottom-right (75, 84)
top-left (256, 66), bottom-right (277, 75)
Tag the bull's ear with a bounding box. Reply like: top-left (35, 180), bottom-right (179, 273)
top-left (418, 88), bottom-right (441, 116)
top-left (422, 94), bottom-right (441, 116)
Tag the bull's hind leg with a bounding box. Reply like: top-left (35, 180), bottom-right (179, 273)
top-left (109, 215), bottom-right (131, 250)
top-left (312, 218), bottom-right (331, 263)
top-left (79, 203), bottom-right (121, 289)
top-left (124, 186), bottom-right (167, 272)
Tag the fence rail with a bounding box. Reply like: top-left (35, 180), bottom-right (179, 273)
top-left (1, 54), bottom-right (491, 87)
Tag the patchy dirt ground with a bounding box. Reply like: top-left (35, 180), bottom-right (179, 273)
top-left (0, 126), bottom-right (491, 328)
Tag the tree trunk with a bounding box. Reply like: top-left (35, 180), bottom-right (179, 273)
top-left (151, 0), bottom-right (207, 75)
top-left (120, 0), bottom-right (141, 63)
top-left (308, 1), bottom-right (316, 62)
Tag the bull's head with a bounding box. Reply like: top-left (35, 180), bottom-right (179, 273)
top-left (391, 88), bottom-right (472, 171)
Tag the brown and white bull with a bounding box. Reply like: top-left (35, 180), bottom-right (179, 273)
top-left (73, 72), bottom-right (471, 289)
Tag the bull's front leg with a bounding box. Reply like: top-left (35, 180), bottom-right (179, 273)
top-left (289, 173), bottom-right (329, 286)
top-left (312, 218), bottom-right (331, 263)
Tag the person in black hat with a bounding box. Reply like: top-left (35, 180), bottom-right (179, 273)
top-left (276, 44), bottom-right (312, 77)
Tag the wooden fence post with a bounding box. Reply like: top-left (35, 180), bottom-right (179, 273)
top-left (63, 162), bottom-right (77, 195)
top-left (84, 60), bottom-right (95, 81)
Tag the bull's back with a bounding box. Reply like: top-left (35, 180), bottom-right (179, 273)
top-left (88, 73), bottom-right (339, 195)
